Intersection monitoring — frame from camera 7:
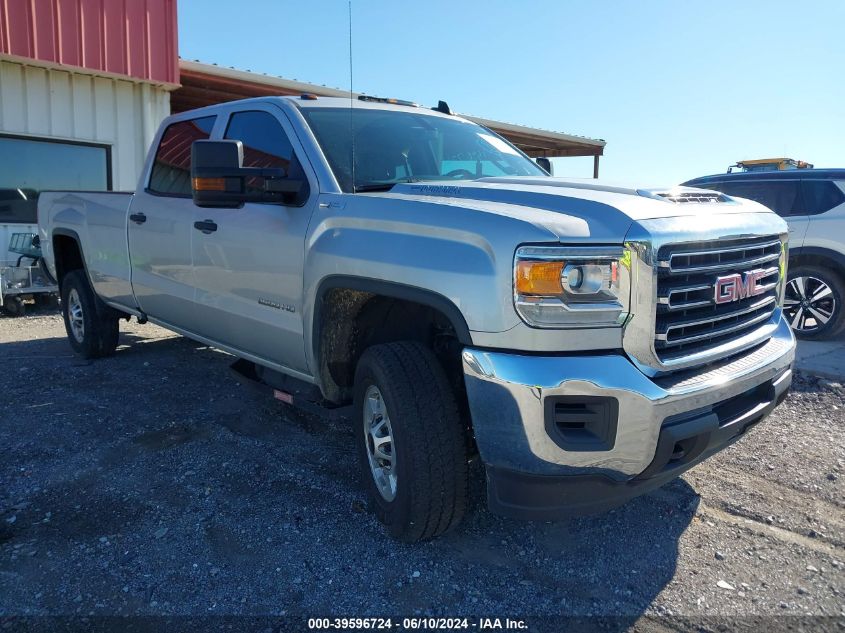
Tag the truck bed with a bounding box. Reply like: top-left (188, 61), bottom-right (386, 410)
top-left (39, 191), bottom-right (135, 307)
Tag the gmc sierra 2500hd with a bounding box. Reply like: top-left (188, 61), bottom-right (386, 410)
top-left (39, 95), bottom-right (795, 542)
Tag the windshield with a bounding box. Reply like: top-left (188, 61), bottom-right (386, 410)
top-left (300, 107), bottom-right (547, 192)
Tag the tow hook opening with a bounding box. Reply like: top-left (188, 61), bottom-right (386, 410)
top-left (670, 438), bottom-right (696, 462)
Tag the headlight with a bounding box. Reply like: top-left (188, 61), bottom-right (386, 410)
top-left (513, 246), bottom-right (631, 328)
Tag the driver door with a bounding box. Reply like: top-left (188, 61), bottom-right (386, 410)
top-left (189, 106), bottom-right (316, 375)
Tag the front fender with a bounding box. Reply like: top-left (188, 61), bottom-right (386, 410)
top-left (301, 194), bottom-right (561, 372)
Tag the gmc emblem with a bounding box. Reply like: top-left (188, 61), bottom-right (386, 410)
top-left (714, 269), bottom-right (770, 304)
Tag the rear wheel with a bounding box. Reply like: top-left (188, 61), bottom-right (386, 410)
top-left (783, 265), bottom-right (845, 340)
top-left (353, 341), bottom-right (468, 542)
top-left (60, 270), bottom-right (119, 358)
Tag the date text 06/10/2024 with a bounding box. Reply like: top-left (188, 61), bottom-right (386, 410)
top-left (306, 618), bottom-right (528, 630)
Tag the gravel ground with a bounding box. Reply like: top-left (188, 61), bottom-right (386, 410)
top-left (0, 312), bottom-right (843, 628)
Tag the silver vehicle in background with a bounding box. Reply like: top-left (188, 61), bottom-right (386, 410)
top-left (38, 95), bottom-right (795, 541)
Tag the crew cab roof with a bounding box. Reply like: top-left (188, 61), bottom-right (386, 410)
top-left (287, 95), bottom-right (463, 119)
top-left (164, 95), bottom-right (468, 125)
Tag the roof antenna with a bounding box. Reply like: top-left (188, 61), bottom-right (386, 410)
top-left (348, 0), bottom-right (355, 192)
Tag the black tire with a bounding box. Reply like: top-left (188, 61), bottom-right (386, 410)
top-left (353, 341), bottom-right (468, 542)
top-left (784, 264), bottom-right (845, 340)
top-left (60, 270), bottom-right (119, 359)
top-left (2, 295), bottom-right (25, 317)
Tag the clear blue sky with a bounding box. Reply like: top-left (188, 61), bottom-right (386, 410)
top-left (178, 0), bottom-right (844, 185)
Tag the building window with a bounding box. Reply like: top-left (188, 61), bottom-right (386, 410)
top-left (0, 135), bottom-right (110, 224)
top-left (148, 116), bottom-right (216, 196)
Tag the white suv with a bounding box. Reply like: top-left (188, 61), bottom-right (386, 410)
top-left (683, 169), bottom-right (845, 339)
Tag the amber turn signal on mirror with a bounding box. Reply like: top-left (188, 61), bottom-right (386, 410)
top-left (191, 177), bottom-right (227, 191)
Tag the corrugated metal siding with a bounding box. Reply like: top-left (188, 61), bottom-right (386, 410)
top-left (0, 0), bottom-right (179, 86)
top-left (0, 59), bottom-right (170, 190)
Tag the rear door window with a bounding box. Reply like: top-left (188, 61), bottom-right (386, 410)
top-left (715, 180), bottom-right (803, 217)
top-left (148, 116), bottom-right (216, 196)
top-left (802, 180), bottom-right (845, 215)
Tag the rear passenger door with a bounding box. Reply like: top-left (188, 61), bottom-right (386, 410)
top-left (717, 180), bottom-right (809, 247)
top-left (189, 106), bottom-right (316, 375)
top-left (129, 115), bottom-right (216, 326)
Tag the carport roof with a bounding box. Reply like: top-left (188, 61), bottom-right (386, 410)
top-left (173, 60), bottom-right (606, 159)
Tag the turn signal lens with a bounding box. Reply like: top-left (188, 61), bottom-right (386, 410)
top-left (515, 261), bottom-right (564, 295)
top-left (192, 177), bottom-right (226, 191)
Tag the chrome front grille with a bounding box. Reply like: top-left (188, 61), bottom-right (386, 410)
top-left (662, 238), bottom-right (782, 273)
top-left (654, 236), bottom-right (782, 362)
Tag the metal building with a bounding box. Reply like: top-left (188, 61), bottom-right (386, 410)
top-left (0, 0), bottom-right (178, 258)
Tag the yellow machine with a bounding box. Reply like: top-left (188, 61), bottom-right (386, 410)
top-left (728, 158), bottom-right (814, 173)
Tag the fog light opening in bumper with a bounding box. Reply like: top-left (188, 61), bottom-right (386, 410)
top-left (543, 396), bottom-right (619, 452)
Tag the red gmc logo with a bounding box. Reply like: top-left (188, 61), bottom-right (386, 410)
top-left (714, 269), bottom-right (770, 304)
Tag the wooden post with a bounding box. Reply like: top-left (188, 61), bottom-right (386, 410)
top-left (593, 155), bottom-right (600, 179)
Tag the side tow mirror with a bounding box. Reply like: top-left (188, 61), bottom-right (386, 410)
top-left (536, 157), bottom-right (553, 176)
top-left (191, 140), bottom-right (303, 208)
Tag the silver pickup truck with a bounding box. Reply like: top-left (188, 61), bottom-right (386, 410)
top-left (39, 95), bottom-right (795, 541)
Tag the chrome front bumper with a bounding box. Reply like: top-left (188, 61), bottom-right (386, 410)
top-left (462, 315), bottom-right (795, 485)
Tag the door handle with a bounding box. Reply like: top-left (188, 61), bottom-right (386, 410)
top-left (194, 220), bottom-right (218, 234)
top-left (129, 213), bottom-right (147, 225)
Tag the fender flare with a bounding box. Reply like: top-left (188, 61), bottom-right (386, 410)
top-left (312, 275), bottom-right (473, 369)
top-left (53, 228), bottom-right (81, 240)
top-left (50, 228), bottom-right (93, 288)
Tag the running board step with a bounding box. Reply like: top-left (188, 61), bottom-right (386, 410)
top-left (229, 358), bottom-right (352, 420)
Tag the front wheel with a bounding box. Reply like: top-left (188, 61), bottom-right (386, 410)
top-left (353, 341), bottom-right (469, 542)
top-left (783, 265), bottom-right (845, 340)
top-left (61, 270), bottom-right (119, 358)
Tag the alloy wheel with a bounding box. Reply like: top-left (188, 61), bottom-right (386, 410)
top-left (67, 288), bottom-right (85, 343)
top-left (783, 275), bottom-right (836, 334)
top-left (363, 384), bottom-right (397, 501)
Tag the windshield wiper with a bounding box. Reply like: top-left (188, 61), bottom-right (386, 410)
top-left (353, 177), bottom-right (436, 193)
top-left (353, 183), bottom-right (398, 193)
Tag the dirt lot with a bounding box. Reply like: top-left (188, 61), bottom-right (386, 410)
top-left (1, 312), bottom-right (843, 628)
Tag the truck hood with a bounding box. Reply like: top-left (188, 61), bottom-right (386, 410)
top-left (371, 176), bottom-right (774, 243)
